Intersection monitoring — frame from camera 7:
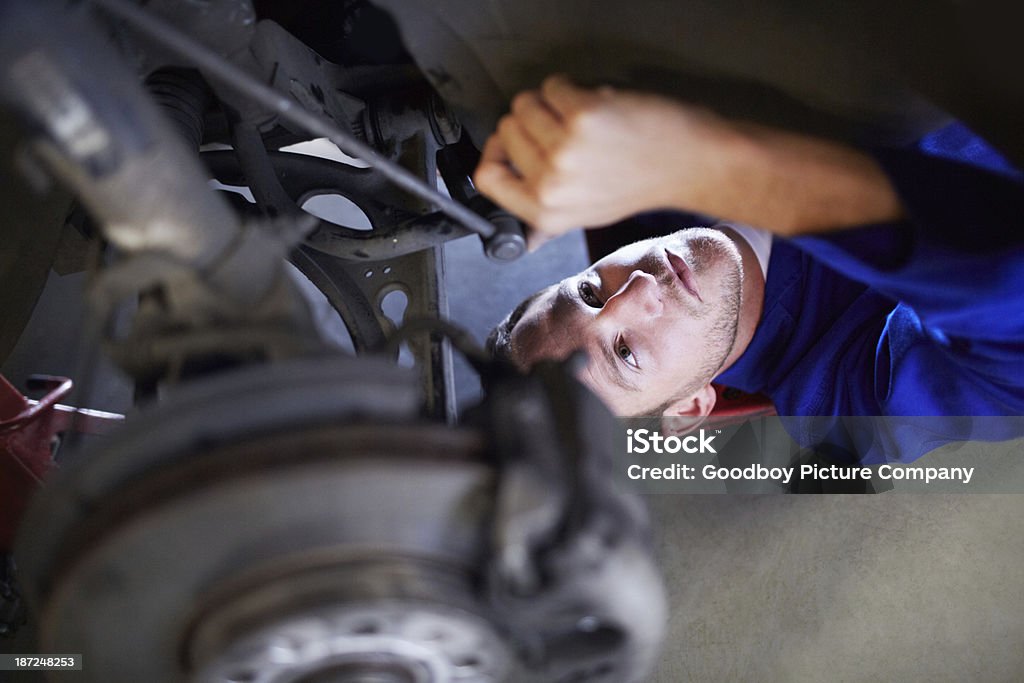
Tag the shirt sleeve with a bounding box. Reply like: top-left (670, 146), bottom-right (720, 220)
top-left (790, 129), bottom-right (1024, 345)
top-left (787, 126), bottom-right (1024, 421)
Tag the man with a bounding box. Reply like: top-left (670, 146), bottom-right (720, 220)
top-left (475, 77), bottom-right (1024, 463)
top-left (487, 223), bottom-right (764, 419)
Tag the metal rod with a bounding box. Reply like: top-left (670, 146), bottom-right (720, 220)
top-left (88, 0), bottom-right (497, 239)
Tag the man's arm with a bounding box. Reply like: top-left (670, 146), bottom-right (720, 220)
top-left (473, 75), bottom-right (904, 246)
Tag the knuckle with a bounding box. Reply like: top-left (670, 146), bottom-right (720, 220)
top-left (566, 107), bottom-right (598, 135)
top-left (535, 174), bottom-right (565, 207)
top-left (541, 74), bottom-right (562, 89)
top-left (548, 146), bottom-right (576, 172)
top-left (497, 115), bottom-right (516, 137)
top-left (540, 75), bottom-right (562, 97)
top-left (510, 91), bottom-right (534, 114)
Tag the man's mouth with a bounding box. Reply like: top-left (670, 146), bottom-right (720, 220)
top-left (665, 249), bottom-right (702, 301)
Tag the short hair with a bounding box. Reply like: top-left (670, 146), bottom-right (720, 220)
top-left (487, 287), bottom-right (547, 366)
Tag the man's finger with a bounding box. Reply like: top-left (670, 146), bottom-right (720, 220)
top-left (479, 132), bottom-right (509, 160)
top-left (511, 91), bottom-right (566, 151)
top-left (473, 135), bottom-right (540, 225)
top-left (495, 114), bottom-right (548, 183)
top-left (540, 74), bottom-right (601, 118)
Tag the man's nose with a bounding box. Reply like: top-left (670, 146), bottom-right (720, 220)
top-left (609, 270), bottom-right (662, 316)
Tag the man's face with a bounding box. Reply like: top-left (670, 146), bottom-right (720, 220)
top-left (509, 228), bottom-right (743, 415)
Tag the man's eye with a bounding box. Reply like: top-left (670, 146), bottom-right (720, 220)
top-left (616, 339), bottom-right (638, 369)
top-left (578, 281), bottom-right (602, 308)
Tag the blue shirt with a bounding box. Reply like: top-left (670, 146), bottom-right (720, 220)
top-left (716, 123), bottom-right (1024, 463)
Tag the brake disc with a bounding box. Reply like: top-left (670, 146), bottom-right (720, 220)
top-left (17, 359), bottom-right (515, 682)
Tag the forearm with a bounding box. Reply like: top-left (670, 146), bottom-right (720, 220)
top-left (688, 122), bottom-right (905, 237)
top-left (660, 118), bottom-right (906, 236)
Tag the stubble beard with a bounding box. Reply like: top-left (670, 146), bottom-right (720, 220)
top-left (684, 229), bottom-right (744, 383)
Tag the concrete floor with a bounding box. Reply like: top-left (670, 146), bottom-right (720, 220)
top-left (3, 188), bottom-right (1023, 682)
top-left (647, 494), bottom-right (1024, 682)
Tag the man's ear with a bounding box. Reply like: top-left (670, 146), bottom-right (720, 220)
top-left (660, 383), bottom-right (717, 436)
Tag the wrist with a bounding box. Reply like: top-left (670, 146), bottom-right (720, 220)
top-left (657, 114), bottom-right (771, 223)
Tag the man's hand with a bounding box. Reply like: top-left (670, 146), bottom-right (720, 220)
top-left (473, 75), bottom-right (733, 247)
top-left (473, 75), bottom-right (904, 246)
